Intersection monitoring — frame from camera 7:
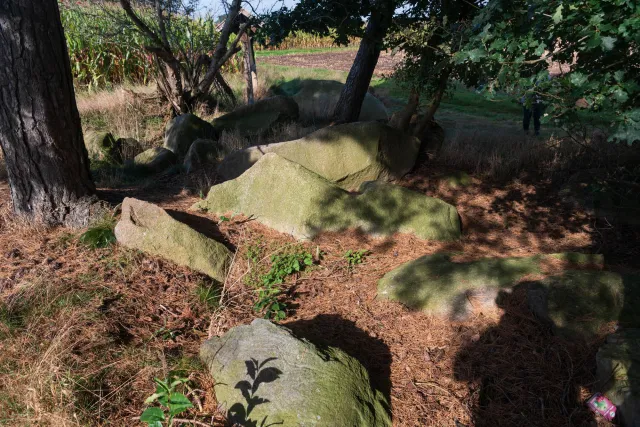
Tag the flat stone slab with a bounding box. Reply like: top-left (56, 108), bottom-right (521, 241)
top-left (195, 153), bottom-right (460, 241)
top-left (200, 319), bottom-right (391, 426)
top-left (378, 253), bottom-right (604, 319)
top-left (217, 121), bottom-right (420, 191)
top-left (211, 95), bottom-right (299, 137)
top-left (527, 270), bottom-right (640, 340)
top-left (115, 198), bottom-right (231, 281)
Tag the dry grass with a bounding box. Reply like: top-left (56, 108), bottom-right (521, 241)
top-left (77, 85), bottom-right (166, 148)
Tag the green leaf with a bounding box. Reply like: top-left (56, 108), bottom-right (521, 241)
top-left (552, 5), bottom-right (563, 24)
top-left (467, 48), bottom-right (486, 63)
top-left (168, 392), bottom-right (193, 416)
top-left (601, 36), bottom-right (617, 50)
top-left (570, 73), bottom-right (588, 87)
top-left (144, 392), bottom-right (166, 405)
top-left (612, 88), bottom-right (629, 103)
top-left (140, 407), bottom-right (165, 424)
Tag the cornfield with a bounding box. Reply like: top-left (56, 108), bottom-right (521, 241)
top-left (60, 2), bottom-right (357, 90)
top-left (256, 30), bottom-right (359, 51)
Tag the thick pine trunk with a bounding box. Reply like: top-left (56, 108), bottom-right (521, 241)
top-left (332, 7), bottom-right (392, 123)
top-left (0, 0), bottom-right (97, 227)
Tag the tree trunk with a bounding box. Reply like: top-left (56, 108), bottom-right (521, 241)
top-left (0, 0), bottom-right (97, 227)
top-left (332, 5), bottom-right (392, 123)
top-left (241, 33), bottom-right (254, 105)
top-left (389, 88), bottom-right (420, 132)
top-left (414, 69), bottom-right (451, 138)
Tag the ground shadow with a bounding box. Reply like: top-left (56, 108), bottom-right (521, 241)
top-left (453, 287), bottom-right (599, 426)
top-left (284, 314), bottom-right (393, 408)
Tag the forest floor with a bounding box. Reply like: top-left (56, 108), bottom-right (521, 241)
top-left (1, 59), bottom-right (639, 426)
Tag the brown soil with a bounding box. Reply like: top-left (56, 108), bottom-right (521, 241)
top-left (258, 50), bottom-right (402, 76)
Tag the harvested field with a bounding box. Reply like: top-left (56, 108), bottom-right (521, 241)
top-left (258, 50), bottom-right (402, 76)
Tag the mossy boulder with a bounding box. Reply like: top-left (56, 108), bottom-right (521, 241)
top-left (596, 330), bottom-right (640, 426)
top-left (195, 153), bottom-right (460, 241)
top-left (527, 271), bottom-right (640, 340)
top-left (217, 122), bottom-right (421, 190)
top-left (274, 79), bottom-right (388, 124)
top-left (133, 147), bottom-right (177, 173)
top-left (211, 96), bottom-right (299, 137)
top-left (164, 113), bottom-right (218, 156)
top-left (200, 318), bottom-right (391, 427)
top-left (377, 253), bottom-right (604, 319)
top-left (85, 131), bottom-right (121, 164)
top-left (115, 198), bottom-right (231, 281)
top-left (183, 139), bottom-right (223, 173)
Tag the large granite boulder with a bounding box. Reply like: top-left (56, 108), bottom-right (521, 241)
top-left (596, 330), bottom-right (640, 426)
top-left (85, 131), bottom-right (121, 164)
top-left (217, 122), bottom-right (421, 190)
top-left (115, 198), bottom-right (231, 281)
top-left (133, 147), bottom-right (177, 173)
top-left (183, 139), bottom-right (223, 173)
top-left (527, 271), bottom-right (640, 340)
top-left (163, 113), bottom-right (218, 157)
top-left (273, 79), bottom-right (388, 124)
top-left (211, 96), bottom-right (299, 137)
top-left (377, 253), bottom-right (604, 319)
top-left (200, 319), bottom-right (391, 426)
top-left (194, 153), bottom-right (460, 241)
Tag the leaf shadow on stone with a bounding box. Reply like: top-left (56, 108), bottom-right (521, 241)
top-left (228, 357), bottom-right (284, 427)
top-left (284, 314), bottom-right (393, 413)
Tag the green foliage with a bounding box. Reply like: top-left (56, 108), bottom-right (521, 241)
top-left (246, 247), bottom-right (313, 321)
top-left (79, 217), bottom-right (116, 249)
top-left (344, 249), bottom-right (369, 270)
top-left (195, 281), bottom-right (221, 310)
top-left (460, 0), bottom-right (640, 143)
top-left (141, 375), bottom-right (193, 426)
top-left (60, 2), bottom-right (220, 89)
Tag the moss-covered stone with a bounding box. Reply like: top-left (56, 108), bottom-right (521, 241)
top-left (195, 153), bottom-right (460, 241)
top-left (85, 131), bottom-right (121, 164)
top-left (217, 122), bottom-right (421, 191)
top-left (115, 137), bottom-right (144, 160)
top-left (211, 96), bottom-right (299, 137)
top-left (183, 139), bottom-right (222, 173)
top-left (115, 198), bottom-right (231, 281)
top-left (596, 330), bottom-right (640, 426)
top-left (274, 79), bottom-right (388, 124)
top-left (133, 147), bottom-right (177, 173)
top-left (200, 319), bottom-right (391, 427)
top-left (377, 253), bottom-right (604, 319)
top-left (163, 113), bottom-right (218, 156)
top-left (527, 271), bottom-right (640, 340)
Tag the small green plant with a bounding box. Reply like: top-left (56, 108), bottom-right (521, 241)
top-left (253, 249), bottom-right (313, 321)
top-left (79, 217), bottom-right (116, 249)
top-left (344, 249), bottom-right (369, 270)
top-left (140, 375), bottom-right (193, 426)
top-left (195, 281), bottom-right (220, 310)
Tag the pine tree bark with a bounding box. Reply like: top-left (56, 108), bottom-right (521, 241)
top-left (332, 4), bottom-right (393, 123)
top-left (0, 0), bottom-right (97, 227)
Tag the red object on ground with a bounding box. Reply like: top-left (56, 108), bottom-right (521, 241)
top-left (586, 393), bottom-right (617, 421)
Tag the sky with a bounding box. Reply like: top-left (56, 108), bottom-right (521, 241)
top-left (198, 0), bottom-right (298, 16)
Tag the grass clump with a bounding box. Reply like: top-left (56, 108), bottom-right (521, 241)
top-left (79, 216), bottom-right (117, 249)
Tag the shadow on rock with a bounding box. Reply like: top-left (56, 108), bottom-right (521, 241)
top-left (285, 314), bottom-right (393, 405)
